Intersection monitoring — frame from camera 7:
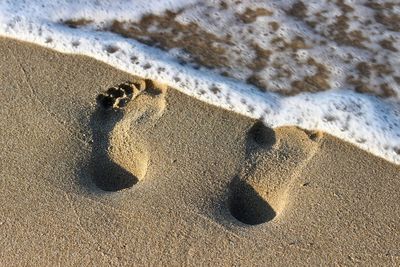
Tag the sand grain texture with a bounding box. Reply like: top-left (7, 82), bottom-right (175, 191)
top-left (0, 38), bottom-right (399, 266)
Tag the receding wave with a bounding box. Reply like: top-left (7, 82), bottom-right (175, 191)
top-left (1, 0), bottom-right (399, 163)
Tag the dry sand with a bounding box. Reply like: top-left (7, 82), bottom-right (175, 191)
top-left (0, 37), bottom-right (399, 266)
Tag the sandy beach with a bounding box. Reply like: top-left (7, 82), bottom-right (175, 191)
top-left (1, 37), bottom-right (399, 266)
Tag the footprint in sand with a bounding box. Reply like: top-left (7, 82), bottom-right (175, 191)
top-left (90, 79), bottom-right (321, 226)
top-left (89, 79), bottom-right (165, 191)
top-left (228, 122), bottom-right (323, 225)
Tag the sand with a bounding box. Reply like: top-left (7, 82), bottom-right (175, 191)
top-left (0, 37), bottom-right (399, 266)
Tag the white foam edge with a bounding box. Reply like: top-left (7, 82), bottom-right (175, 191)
top-left (1, 18), bottom-right (399, 164)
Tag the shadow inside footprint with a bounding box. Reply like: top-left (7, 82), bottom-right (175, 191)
top-left (88, 83), bottom-right (139, 192)
top-left (229, 177), bottom-right (276, 225)
top-left (247, 120), bottom-right (276, 149)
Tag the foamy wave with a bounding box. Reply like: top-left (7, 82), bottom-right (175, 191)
top-left (1, 0), bottom-right (399, 164)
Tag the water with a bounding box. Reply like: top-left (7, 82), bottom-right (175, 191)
top-left (1, 0), bottom-right (399, 164)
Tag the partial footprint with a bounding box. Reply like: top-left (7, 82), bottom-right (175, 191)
top-left (88, 79), bottom-right (164, 191)
top-left (228, 122), bottom-right (322, 225)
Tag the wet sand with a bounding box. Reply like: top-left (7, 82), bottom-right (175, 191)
top-left (0, 37), bottom-right (399, 266)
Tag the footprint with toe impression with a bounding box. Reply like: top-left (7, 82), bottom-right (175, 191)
top-left (96, 80), bottom-right (145, 110)
top-left (89, 80), bottom-right (150, 191)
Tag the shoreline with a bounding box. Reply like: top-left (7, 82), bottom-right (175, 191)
top-left (1, 37), bottom-right (399, 266)
top-left (0, 30), bottom-right (399, 164)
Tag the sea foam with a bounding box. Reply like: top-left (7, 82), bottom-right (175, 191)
top-left (1, 0), bottom-right (399, 164)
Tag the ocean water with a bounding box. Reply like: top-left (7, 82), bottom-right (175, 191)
top-left (1, 0), bottom-right (399, 164)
